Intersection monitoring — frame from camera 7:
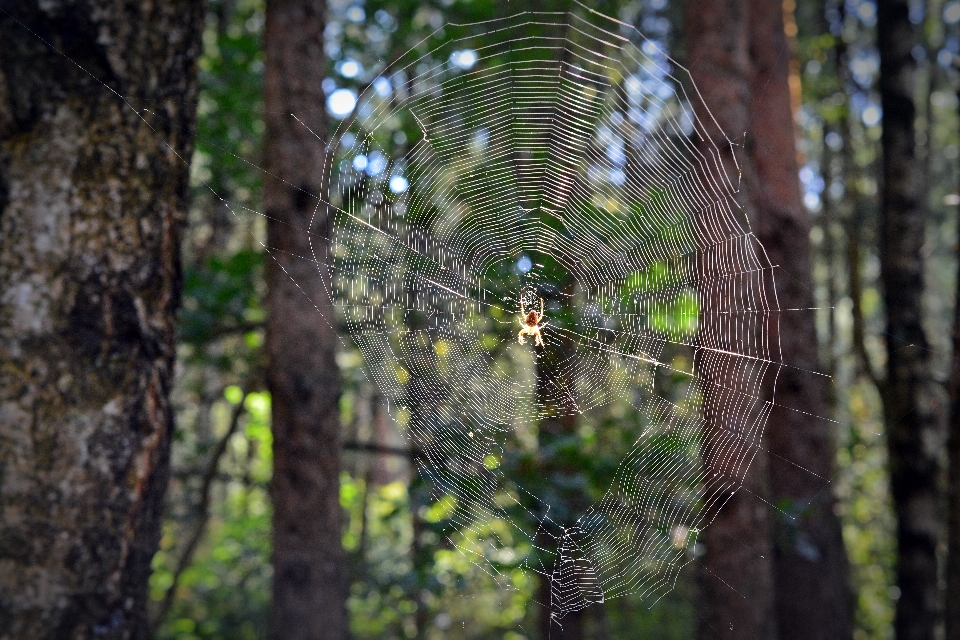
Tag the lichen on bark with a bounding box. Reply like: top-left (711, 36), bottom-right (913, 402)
top-left (0, 3), bottom-right (202, 638)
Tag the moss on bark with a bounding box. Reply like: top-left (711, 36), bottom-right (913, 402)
top-left (0, 3), bottom-right (202, 637)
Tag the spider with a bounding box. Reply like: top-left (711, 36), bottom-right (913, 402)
top-left (517, 297), bottom-right (547, 347)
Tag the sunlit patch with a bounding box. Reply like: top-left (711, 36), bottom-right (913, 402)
top-left (449, 49), bottom-right (478, 70)
top-left (327, 88), bottom-right (357, 118)
top-left (337, 58), bottom-right (363, 79)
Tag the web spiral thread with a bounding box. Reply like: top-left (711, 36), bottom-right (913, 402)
top-left (324, 6), bottom-right (779, 614)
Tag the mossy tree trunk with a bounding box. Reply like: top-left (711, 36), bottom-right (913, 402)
top-left (262, 0), bottom-right (349, 639)
top-left (0, 1), bottom-right (202, 637)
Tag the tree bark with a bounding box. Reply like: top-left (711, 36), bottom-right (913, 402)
top-left (877, 2), bottom-right (940, 639)
top-left (0, 2), bottom-right (201, 637)
top-left (263, 0), bottom-right (349, 639)
top-left (686, 2), bottom-right (777, 638)
top-left (746, 1), bottom-right (853, 639)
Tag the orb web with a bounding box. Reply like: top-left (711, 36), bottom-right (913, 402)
top-left (324, 7), bottom-right (778, 614)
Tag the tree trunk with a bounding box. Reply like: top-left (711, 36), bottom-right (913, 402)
top-left (686, 2), bottom-right (777, 638)
top-left (263, 0), bottom-right (348, 639)
top-left (877, 2), bottom-right (940, 639)
top-left (746, 1), bottom-right (853, 639)
top-left (945, 86), bottom-right (960, 640)
top-left (0, 2), bottom-right (201, 637)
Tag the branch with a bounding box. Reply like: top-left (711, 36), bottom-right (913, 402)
top-left (342, 440), bottom-right (417, 458)
top-left (203, 320), bottom-right (265, 342)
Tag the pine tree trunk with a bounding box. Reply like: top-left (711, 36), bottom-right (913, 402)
top-left (263, 0), bottom-right (349, 639)
top-left (0, 2), bottom-right (201, 637)
top-left (686, 2), bottom-right (777, 638)
top-left (745, 1), bottom-right (853, 638)
top-left (877, 2), bottom-right (939, 639)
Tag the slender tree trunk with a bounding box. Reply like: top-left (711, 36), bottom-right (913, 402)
top-left (539, 571), bottom-right (585, 640)
top-left (945, 85), bottom-right (960, 640)
top-left (686, 2), bottom-right (777, 638)
top-left (536, 351), bottom-right (586, 640)
top-left (263, 0), bottom-right (348, 638)
top-left (0, 2), bottom-right (201, 637)
top-left (821, 127), bottom-right (838, 385)
top-left (746, 1), bottom-right (853, 639)
top-left (534, 282), bottom-right (586, 640)
top-left (877, 2), bottom-right (940, 639)
top-left (410, 454), bottom-right (431, 637)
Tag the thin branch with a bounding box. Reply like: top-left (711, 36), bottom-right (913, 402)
top-left (150, 386), bottom-right (249, 633)
top-left (342, 440), bottom-right (417, 458)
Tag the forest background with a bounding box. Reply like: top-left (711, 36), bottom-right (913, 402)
top-left (2, 0), bottom-right (960, 639)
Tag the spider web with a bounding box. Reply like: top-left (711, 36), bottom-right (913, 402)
top-left (324, 6), bottom-right (778, 617)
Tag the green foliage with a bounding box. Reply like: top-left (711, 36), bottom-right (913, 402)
top-left (191, 0), bottom-right (265, 208)
top-left (833, 384), bottom-right (897, 640)
top-left (180, 250), bottom-right (265, 346)
top-left (152, 506), bottom-right (272, 640)
top-left (152, 390), bottom-right (274, 640)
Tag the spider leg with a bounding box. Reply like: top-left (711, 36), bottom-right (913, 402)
top-left (517, 328), bottom-right (527, 344)
top-left (535, 331), bottom-right (544, 347)
top-left (540, 297), bottom-right (544, 318)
